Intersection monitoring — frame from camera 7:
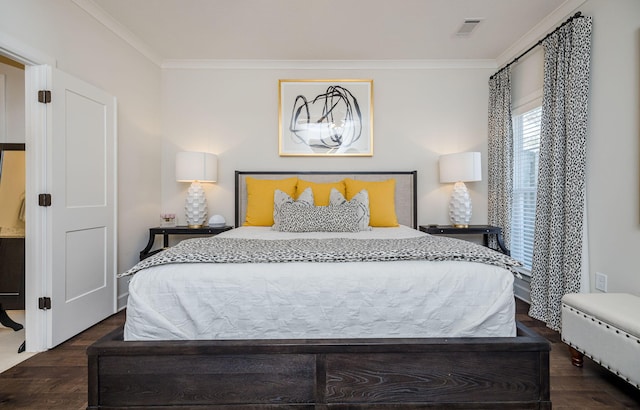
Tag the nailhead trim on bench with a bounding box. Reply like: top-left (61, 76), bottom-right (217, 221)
top-left (562, 304), bottom-right (640, 389)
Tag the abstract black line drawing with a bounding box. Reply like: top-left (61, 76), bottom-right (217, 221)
top-left (279, 80), bottom-right (373, 156)
top-left (289, 85), bottom-right (362, 151)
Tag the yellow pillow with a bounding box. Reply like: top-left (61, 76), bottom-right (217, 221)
top-left (296, 179), bottom-right (346, 206)
top-left (244, 177), bottom-right (298, 226)
top-left (344, 178), bottom-right (398, 227)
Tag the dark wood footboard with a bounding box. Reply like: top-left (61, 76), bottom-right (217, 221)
top-left (87, 322), bottom-right (550, 409)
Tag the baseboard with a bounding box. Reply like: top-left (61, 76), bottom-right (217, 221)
top-left (514, 274), bottom-right (531, 304)
top-left (117, 292), bottom-right (128, 311)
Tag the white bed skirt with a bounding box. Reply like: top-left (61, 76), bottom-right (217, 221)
top-left (123, 226), bottom-right (516, 341)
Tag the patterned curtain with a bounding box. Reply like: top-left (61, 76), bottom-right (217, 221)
top-left (529, 16), bottom-right (592, 331)
top-left (487, 69), bottom-right (513, 250)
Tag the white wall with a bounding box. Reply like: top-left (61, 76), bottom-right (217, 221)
top-left (161, 64), bottom-right (494, 229)
top-left (0, 0), bottom-right (162, 307)
top-left (0, 60), bottom-right (24, 143)
top-left (161, 0), bottom-right (640, 298)
top-left (578, 0), bottom-right (640, 295)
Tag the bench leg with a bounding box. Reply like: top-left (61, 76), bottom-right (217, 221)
top-left (569, 346), bottom-right (584, 367)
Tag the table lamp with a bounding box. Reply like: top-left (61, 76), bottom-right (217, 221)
top-left (439, 152), bottom-right (481, 228)
top-left (175, 151), bottom-right (217, 228)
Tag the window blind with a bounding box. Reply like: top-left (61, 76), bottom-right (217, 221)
top-left (511, 106), bottom-right (542, 271)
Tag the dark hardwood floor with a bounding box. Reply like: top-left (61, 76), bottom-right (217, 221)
top-left (0, 299), bottom-right (638, 409)
top-left (0, 312), bottom-right (124, 409)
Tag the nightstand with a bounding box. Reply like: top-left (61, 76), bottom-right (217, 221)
top-left (419, 224), bottom-right (510, 255)
top-left (139, 225), bottom-right (233, 260)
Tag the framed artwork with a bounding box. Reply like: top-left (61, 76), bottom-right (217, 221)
top-left (278, 79), bottom-right (373, 156)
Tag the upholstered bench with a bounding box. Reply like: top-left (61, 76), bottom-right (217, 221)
top-left (561, 293), bottom-right (640, 389)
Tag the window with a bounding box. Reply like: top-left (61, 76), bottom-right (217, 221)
top-left (511, 105), bottom-right (542, 271)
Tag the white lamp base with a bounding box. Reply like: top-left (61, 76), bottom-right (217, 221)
top-left (449, 181), bottom-right (472, 228)
top-left (184, 181), bottom-right (208, 228)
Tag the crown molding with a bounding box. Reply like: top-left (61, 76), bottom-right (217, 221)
top-left (72, 0), bottom-right (162, 67)
top-left (495, 0), bottom-right (587, 69)
top-left (161, 59), bottom-right (497, 70)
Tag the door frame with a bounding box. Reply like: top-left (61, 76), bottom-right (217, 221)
top-left (1, 32), bottom-right (57, 352)
top-left (3, 32), bottom-right (118, 352)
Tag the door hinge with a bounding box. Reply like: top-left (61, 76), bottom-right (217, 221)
top-left (38, 90), bottom-right (51, 104)
top-left (38, 297), bottom-right (52, 310)
top-left (38, 193), bottom-right (52, 207)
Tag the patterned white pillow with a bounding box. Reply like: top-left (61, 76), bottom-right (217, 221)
top-left (329, 188), bottom-right (371, 231)
top-left (276, 202), bottom-right (360, 232)
top-left (273, 187), bottom-right (314, 230)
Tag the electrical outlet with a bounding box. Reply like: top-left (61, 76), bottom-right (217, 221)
top-left (595, 272), bottom-right (608, 292)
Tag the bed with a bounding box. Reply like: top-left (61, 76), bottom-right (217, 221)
top-left (87, 171), bottom-right (550, 409)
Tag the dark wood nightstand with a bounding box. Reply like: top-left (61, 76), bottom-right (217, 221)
top-left (139, 225), bottom-right (233, 260)
top-left (419, 224), bottom-right (510, 255)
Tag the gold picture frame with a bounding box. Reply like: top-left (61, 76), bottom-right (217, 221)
top-left (278, 79), bottom-right (373, 156)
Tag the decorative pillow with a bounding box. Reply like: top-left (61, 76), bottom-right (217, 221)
top-left (296, 179), bottom-right (346, 206)
top-left (275, 203), bottom-right (360, 232)
top-left (329, 188), bottom-right (371, 231)
top-left (272, 187), bottom-right (314, 231)
top-left (244, 177), bottom-right (298, 226)
top-left (344, 178), bottom-right (398, 227)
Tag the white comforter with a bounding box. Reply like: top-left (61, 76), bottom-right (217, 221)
top-left (124, 226), bottom-right (516, 340)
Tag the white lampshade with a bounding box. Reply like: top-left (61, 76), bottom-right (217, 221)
top-left (439, 152), bottom-right (481, 183)
top-left (176, 151), bottom-right (217, 182)
top-left (176, 151), bottom-right (217, 228)
top-left (439, 152), bottom-right (481, 228)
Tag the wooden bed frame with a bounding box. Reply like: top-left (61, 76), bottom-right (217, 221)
top-left (88, 323), bottom-right (549, 409)
top-left (87, 171), bottom-right (550, 409)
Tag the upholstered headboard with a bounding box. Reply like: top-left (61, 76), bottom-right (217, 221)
top-left (234, 171), bottom-right (417, 228)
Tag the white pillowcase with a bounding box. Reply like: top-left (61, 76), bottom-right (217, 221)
top-left (329, 188), bottom-right (371, 231)
top-left (273, 187), bottom-right (314, 230)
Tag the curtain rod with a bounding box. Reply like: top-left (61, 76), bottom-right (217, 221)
top-left (490, 11), bottom-right (584, 80)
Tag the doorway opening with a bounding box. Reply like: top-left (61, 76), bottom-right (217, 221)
top-left (0, 56), bottom-right (35, 372)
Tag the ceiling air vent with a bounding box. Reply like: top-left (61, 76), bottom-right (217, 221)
top-left (456, 18), bottom-right (483, 37)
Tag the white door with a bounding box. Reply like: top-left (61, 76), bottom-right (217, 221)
top-left (31, 65), bottom-right (117, 348)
